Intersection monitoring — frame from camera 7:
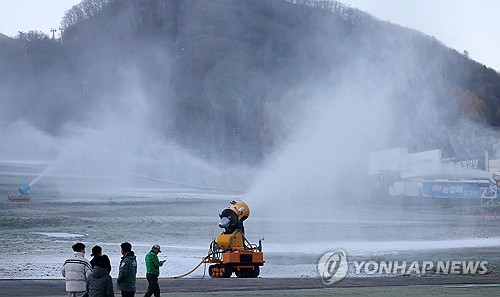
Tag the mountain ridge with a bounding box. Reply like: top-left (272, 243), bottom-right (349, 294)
top-left (1, 0), bottom-right (499, 162)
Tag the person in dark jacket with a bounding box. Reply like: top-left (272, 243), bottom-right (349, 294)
top-left (90, 245), bottom-right (112, 273)
top-left (117, 242), bottom-right (137, 297)
top-left (86, 256), bottom-right (114, 297)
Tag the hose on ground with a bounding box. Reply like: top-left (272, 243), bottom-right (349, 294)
top-left (164, 255), bottom-right (211, 279)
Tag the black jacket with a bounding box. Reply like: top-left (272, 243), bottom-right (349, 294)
top-left (90, 255), bottom-right (112, 273)
top-left (86, 266), bottom-right (114, 297)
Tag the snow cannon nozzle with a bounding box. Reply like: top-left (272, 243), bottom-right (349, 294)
top-left (219, 217), bottom-right (230, 228)
top-left (18, 185), bottom-right (31, 196)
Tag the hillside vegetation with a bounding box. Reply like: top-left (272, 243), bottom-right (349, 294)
top-left (1, 0), bottom-right (499, 163)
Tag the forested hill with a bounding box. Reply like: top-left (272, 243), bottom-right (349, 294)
top-left (1, 0), bottom-right (500, 163)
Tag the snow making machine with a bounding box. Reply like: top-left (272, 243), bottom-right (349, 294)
top-left (7, 184), bottom-right (31, 201)
top-left (205, 200), bottom-right (264, 278)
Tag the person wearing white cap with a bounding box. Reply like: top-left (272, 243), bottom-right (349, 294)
top-left (144, 244), bottom-right (166, 297)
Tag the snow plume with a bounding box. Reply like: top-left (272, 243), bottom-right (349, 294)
top-left (246, 8), bottom-right (498, 245)
top-left (0, 63), bottom-right (242, 195)
top-left (248, 77), bottom-right (394, 215)
top-left (0, 121), bottom-right (59, 161)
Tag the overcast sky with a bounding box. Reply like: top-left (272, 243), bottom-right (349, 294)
top-left (0, 0), bottom-right (81, 37)
top-left (341, 0), bottom-right (500, 71)
top-left (0, 0), bottom-right (498, 71)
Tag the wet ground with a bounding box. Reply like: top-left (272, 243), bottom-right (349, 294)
top-left (1, 167), bottom-right (500, 282)
top-left (1, 276), bottom-right (499, 296)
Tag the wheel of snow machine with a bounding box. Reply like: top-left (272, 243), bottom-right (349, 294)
top-left (235, 266), bottom-right (259, 278)
top-left (209, 264), bottom-right (233, 278)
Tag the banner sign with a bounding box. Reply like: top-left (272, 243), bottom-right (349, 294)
top-left (422, 181), bottom-right (497, 199)
top-left (443, 154), bottom-right (486, 170)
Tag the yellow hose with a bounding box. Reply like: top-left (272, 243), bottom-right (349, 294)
top-left (163, 256), bottom-right (210, 279)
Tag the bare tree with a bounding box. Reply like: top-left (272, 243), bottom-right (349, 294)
top-left (61, 0), bottom-right (113, 29)
top-left (284, 0), bottom-right (368, 25)
top-left (17, 30), bottom-right (49, 42)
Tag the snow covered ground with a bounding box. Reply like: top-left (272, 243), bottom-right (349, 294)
top-left (2, 166), bottom-right (500, 279)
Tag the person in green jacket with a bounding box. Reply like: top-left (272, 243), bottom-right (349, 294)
top-left (117, 242), bottom-right (137, 297)
top-left (144, 244), bottom-right (166, 297)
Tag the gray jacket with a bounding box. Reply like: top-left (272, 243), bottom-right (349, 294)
top-left (86, 266), bottom-right (114, 297)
